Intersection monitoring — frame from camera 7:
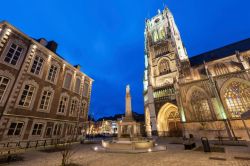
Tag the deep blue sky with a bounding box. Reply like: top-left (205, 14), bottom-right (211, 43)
top-left (1, 0), bottom-right (250, 119)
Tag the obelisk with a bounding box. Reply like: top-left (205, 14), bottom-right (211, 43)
top-left (125, 85), bottom-right (133, 120)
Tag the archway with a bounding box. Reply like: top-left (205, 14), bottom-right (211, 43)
top-left (157, 103), bottom-right (182, 136)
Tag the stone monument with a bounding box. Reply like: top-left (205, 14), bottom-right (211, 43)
top-left (117, 85), bottom-right (140, 138)
top-left (99, 85), bottom-right (158, 152)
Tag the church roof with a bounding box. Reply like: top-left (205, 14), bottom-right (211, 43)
top-left (189, 38), bottom-right (250, 66)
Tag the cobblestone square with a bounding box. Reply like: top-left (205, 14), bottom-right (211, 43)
top-left (5, 139), bottom-right (250, 166)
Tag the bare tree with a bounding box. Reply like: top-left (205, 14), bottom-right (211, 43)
top-left (60, 141), bottom-right (78, 166)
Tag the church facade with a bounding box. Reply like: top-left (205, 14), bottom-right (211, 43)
top-left (144, 8), bottom-right (250, 140)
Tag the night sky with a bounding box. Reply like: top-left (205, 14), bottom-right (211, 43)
top-left (1, 0), bottom-right (250, 119)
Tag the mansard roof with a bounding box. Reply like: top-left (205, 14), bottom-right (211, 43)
top-left (189, 38), bottom-right (250, 66)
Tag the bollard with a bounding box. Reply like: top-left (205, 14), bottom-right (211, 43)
top-left (201, 137), bottom-right (211, 152)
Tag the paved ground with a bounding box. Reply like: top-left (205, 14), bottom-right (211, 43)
top-left (3, 138), bottom-right (250, 166)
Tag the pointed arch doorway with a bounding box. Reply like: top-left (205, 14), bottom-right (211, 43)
top-left (157, 103), bottom-right (182, 137)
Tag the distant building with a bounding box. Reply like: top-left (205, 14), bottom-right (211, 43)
top-left (0, 21), bottom-right (93, 143)
top-left (144, 8), bottom-right (250, 140)
top-left (86, 112), bottom-right (145, 136)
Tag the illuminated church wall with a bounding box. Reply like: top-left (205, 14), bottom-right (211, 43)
top-left (144, 7), bottom-right (250, 139)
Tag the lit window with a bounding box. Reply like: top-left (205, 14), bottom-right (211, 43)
top-left (4, 43), bottom-right (23, 65)
top-left (58, 95), bottom-right (68, 113)
top-left (18, 84), bottom-right (35, 107)
top-left (63, 72), bottom-right (72, 89)
top-left (7, 122), bottom-right (23, 136)
top-left (153, 31), bottom-right (159, 42)
top-left (75, 78), bottom-right (81, 94)
top-left (70, 99), bottom-right (78, 116)
top-left (0, 76), bottom-right (10, 103)
top-left (159, 59), bottom-right (171, 75)
top-left (47, 64), bottom-right (58, 82)
top-left (159, 28), bottom-right (166, 39)
top-left (224, 81), bottom-right (250, 118)
top-left (30, 56), bottom-right (44, 75)
top-left (190, 90), bottom-right (212, 121)
top-left (32, 123), bottom-right (43, 136)
top-left (39, 90), bottom-right (53, 111)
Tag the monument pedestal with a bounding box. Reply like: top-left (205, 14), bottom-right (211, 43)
top-left (100, 85), bottom-right (157, 152)
top-left (118, 120), bottom-right (140, 138)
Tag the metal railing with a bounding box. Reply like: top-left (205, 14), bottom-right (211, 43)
top-left (0, 138), bottom-right (77, 156)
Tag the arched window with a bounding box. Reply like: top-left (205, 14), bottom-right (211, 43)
top-left (159, 28), bottom-right (166, 40)
top-left (159, 59), bottom-right (171, 75)
top-left (190, 90), bottom-right (212, 121)
top-left (214, 63), bottom-right (229, 76)
top-left (224, 81), bottom-right (250, 118)
top-left (153, 31), bottom-right (159, 42)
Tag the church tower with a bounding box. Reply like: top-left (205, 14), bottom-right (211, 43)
top-left (144, 8), bottom-right (189, 136)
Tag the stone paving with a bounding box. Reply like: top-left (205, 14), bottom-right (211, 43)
top-left (4, 139), bottom-right (250, 166)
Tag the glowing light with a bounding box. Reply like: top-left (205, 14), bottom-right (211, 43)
top-left (148, 148), bottom-right (152, 152)
top-left (94, 146), bottom-right (98, 151)
top-left (155, 143), bottom-right (158, 146)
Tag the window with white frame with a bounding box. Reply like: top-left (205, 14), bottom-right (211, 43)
top-left (67, 124), bottom-right (75, 135)
top-left (39, 90), bottom-right (53, 111)
top-left (4, 43), bottom-right (23, 66)
top-left (45, 127), bottom-right (52, 137)
top-left (63, 72), bottom-right (73, 89)
top-left (70, 99), bottom-right (78, 116)
top-left (32, 123), bottom-right (43, 136)
top-left (47, 64), bottom-right (58, 83)
top-left (53, 124), bottom-right (62, 136)
top-left (58, 95), bottom-right (68, 114)
top-left (74, 77), bottom-right (81, 94)
top-left (18, 84), bottom-right (35, 107)
top-left (83, 82), bottom-right (89, 97)
top-left (30, 56), bottom-right (44, 75)
top-left (79, 101), bottom-right (87, 118)
top-left (7, 122), bottom-right (24, 136)
top-left (0, 76), bottom-right (10, 103)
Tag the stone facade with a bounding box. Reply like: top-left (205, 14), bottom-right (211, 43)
top-left (144, 8), bottom-right (250, 140)
top-left (0, 21), bottom-right (93, 143)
